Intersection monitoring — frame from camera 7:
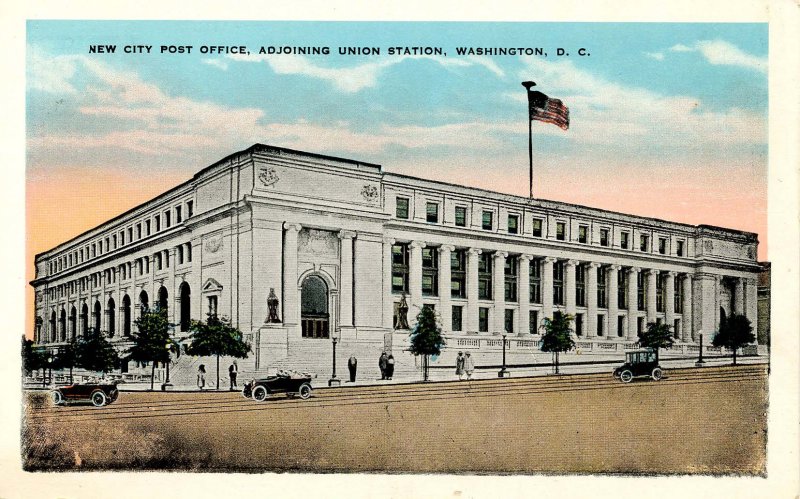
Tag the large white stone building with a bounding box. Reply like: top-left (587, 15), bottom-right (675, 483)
top-left (31, 144), bottom-right (763, 376)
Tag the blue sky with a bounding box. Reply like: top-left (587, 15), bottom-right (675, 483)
top-left (26, 21), bottom-right (768, 253)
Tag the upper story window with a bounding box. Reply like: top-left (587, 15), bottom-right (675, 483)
top-left (455, 206), bottom-right (467, 227)
top-left (451, 249), bottom-right (466, 298)
top-left (597, 266), bottom-right (607, 308)
top-left (553, 261), bottom-right (565, 306)
top-left (532, 218), bottom-right (543, 237)
top-left (136, 223), bottom-right (142, 239)
top-left (676, 240), bottom-right (685, 257)
top-left (128, 227), bottom-right (133, 243)
top-left (146, 220), bottom-right (151, 236)
top-left (637, 271), bottom-right (646, 310)
top-left (165, 211), bottom-right (172, 228)
top-left (529, 259), bottom-right (542, 304)
top-left (618, 268), bottom-right (628, 309)
top-left (478, 252), bottom-right (493, 300)
top-left (656, 273), bottom-right (665, 312)
top-left (186, 201), bottom-right (194, 218)
top-left (658, 237), bottom-right (667, 255)
top-left (155, 215), bottom-right (161, 232)
top-left (556, 222), bottom-right (566, 241)
top-left (391, 243), bottom-right (409, 294)
top-left (620, 231), bottom-right (630, 249)
top-left (578, 225), bottom-right (588, 244)
top-left (575, 264), bottom-right (586, 307)
top-left (482, 211), bottom-right (493, 231)
top-left (421, 247), bottom-right (438, 296)
top-left (426, 202), bottom-right (439, 224)
top-left (175, 206), bottom-right (182, 223)
top-left (674, 277), bottom-right (684, 313)
top-left (120, 231), bottom-right (125, 246)
top-left (600, 229), bottom-right (609, 247)
top-left (395, 197), bottom-right (409, 219)
top-left (508, 215), bottom-right (519, 234)
top-left (504, 256), bottom-right (518, 302)
top-left (640, 234), bottom-right (649, 252)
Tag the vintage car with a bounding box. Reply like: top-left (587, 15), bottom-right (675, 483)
top-left (613, 350), bottom-right (663, 383)
top-left (242, 370), bottom-right (314, 401)
top-left (51, 381), bottom-right (120, 407)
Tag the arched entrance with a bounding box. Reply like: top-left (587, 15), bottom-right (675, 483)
top-left (107, 298), bottom-right (116, 337)
top-left (301, 275), bottom-right (329, 338)
top-left (122, 294), bottom-right (131, 336)
top-left (179, 282), bottom-right (191, 332)
top-left (69, 306), bottom-right (77, 340)
top-left (80, 303), bottom-right (88, 336)
top-left (139, 290), bottom-right (149, 313)
top-left (58, 309), bottom-right (66, 341)
top-left (158, 286), bottom-right (168, 314)
top-left (93, 301), bottom-right (101, 333)
top-left (49, 311), bottom-right (56, 342)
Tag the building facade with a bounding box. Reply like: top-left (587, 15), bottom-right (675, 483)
top-left (31, 144), bottom-right (763, 371)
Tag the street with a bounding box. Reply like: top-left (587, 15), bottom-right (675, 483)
top-left (23, 364), bottom-right (767, 474)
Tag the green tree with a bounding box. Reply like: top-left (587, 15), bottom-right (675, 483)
top-left (540, 313), bottom-right (575, 374)
top-left (408, 305), bottom-right (446, 382)
top-left (76, 327), bottom-right (121, 377)
top-left (128, 308), bottom-right (174, 390)
top-left (185, 314), bottom-right (251, 390)
top-left (52, 339), bottom-right (78, 384)
top-left (21, 336), bottom-right (46, 377)
top-left (713, 313), bottom-right (755, 365)
top-left (636, 321), bottom-right (675, 364)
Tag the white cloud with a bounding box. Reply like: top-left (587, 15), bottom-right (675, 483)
top-left (669, 44), bottom-right (694, 52)
top-left (27, 47), bottom-right (79, 94)
top-left (202, 58), bottom-right (229, 71)
top-left (669, 40), bottom-right (767, 73)
top-left (644, 51), bottom-right (664, 61)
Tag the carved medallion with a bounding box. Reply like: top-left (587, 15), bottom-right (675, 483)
top-left (704, 240), bottom-right (713, 252)
top-left (361, 184), bottom-right (378, 202)
top-left (204, 236), bottom-right (223, 254)
top-left (258, 166), bottom-right (279, 187)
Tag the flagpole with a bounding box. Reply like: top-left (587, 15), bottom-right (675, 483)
top-left (522, 81), bottom-right (536, 199)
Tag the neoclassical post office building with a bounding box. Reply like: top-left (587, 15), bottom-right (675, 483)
top-left (31, 144), bottom-right (762, 372)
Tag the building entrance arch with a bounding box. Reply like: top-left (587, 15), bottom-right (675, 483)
top-left (301, 274), bottom-right (329, 338)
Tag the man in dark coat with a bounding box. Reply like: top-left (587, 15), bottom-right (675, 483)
top-left (348, 355), bottom-right (358, 383)
top-left (378, 352), bottom-right (388, 380)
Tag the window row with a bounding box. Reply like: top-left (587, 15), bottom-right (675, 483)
top-left (48, 200), bottom-right (194, 275)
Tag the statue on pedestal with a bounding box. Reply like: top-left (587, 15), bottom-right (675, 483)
top-left (266, 288), bottom-right (281, 323)
top-left (396, 292), bottom-right (410, 330)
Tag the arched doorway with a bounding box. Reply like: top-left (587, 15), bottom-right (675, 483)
top-left (59, 309), bottom-right (66, 341)
top-left (49, 311), bottom-right (56, 343)
top-left (107, 298), bottom-right (116, 337)
top-left (122, 294), bottom-right (131, 336)
top-left (80, 303), bottom-right (88, 336)
top-left (139, 290), bottom-right (149, 313)
top-left (69, 306), bottom-right (77, 340)
top-left (179, 282), bottom-right (191, 332)
top-left (301, 275), bottom-right (329, 338)
top-left (158, 286), bottom-right (168, 314)
top-left (93, 301), bottom-right (102, 333)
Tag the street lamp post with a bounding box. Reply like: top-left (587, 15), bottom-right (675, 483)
top-left (498, 333), bottom-right (510, 378)
top-left (328, 329), bottom-right (340, 387)
top-left (47, 355), bottom-right (54, 387)
top-left (696, 331), bottom-right (706, 367)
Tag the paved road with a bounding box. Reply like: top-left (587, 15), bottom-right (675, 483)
top-left (23, 364), bottom-right (767, 474)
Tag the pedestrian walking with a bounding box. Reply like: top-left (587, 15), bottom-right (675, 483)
top-left (228, 360), bottom-right (238, 390)
top-left (455, 351), bottom-right (465, 380)
top-left (386, 354), bottom-right (395, 380)
top-left (379, 352), bottom-right (388, 380)
top-left (464, 352), bottom-right (475, 380)
top-left (348, 354), bottom-right (358, 383)
top-left (197, 364), bottom-right (206, 390)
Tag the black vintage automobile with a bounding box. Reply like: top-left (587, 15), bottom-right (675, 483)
top-left (243, 370), bottom-right (314, 401)
top-left (51, 381), bottom-right (120, 407)
top-left (613, 350), bottom-right (664, 383)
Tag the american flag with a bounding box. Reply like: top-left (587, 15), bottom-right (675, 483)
top-left (528, 90), bottom-right (569, 130)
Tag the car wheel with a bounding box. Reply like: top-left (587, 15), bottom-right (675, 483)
top-left (252, 385), bottom-right (268, 402)
top-left (51, 391), bottom-right (63, 406)
top-left (620, 370), bottom-right (634, 383)
top-left (91, 391), bottom-right (107, 407)
top-left (651, 368), bottom-right (663, 381)
top-left (298, 383), bottom-right (312, 400)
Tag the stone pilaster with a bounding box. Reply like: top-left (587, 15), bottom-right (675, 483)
top-left (586, 262), bottom-right (599, 337)
top-left (382, 238), bottom-right (395, 330)
top-left (565, 260), bottom-right (578, 317)
top-left (627, 267), bottom-right (640, 340)
top-left (439, 245), bottom-right (455, 334)
top-left (646, 269), bottom-right (658, 323)
top-left (466, 248), bottom-right (482, 333)
top-left (744, 277), bottom-right (758, 335)
top-left (607, 265), bottom-right (621, 338)
top-left (664, 271), bottom-right (676, 335)
top-left (682, 274), bottom-right (694, 342)
top-left (338, 230), bottom-right (356, 329)
top-left (283, 223), bottom-right (302, 328)
top-left (734, 277), bottom-right (745, 315)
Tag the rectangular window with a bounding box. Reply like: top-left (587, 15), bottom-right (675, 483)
top-left (176, 206), bottom-right (182, 223)
top-left (637, 317), bottom-right (644, 336)
top-left (186, 244), bottom-right (192, 262)
top-left (482, 211), bottom-right (493, 231)
top-left (421, 247), bottom-right (438, 296)
top-left (155, 215), bottom-right (161, 232)
top-left (426, 202), bottom-right (439, 223)
top-left (637, 271), bottom-right (646, 311)
top-left (578, 225), bottom-right (588, 244)
top-left (575, 265), bottom-right (586, 307)
top-left (600, 229), bottom-right (609, 247)
top-left (656, 273), bottom-right (665, 313)
top-left (120, 232), bottom-right (125, 246)
top-left (504, 256), bottom-right (518, 302)
top-left (532, 218), bottom-right (543, 237)
top-left (675, 277), bottom-right (683, 314)
top-left (395, 197), bottom-right (409, 219)
top-left (452, 306), bottom-right (463, 332)
top-left (145, 220), bottom-right (151, 236)
top-left (597, 316), bottom-right (605, 336)
top-left (455, 206), bottom-right (467, 227)
top-left (207, 296), bottom-right (218, 317)
top-left (530, 259), bottom-right (542, 304)
top-left (451, 250), bottom-right (466, 298)
top-left (508, 215), bottom-right (519, 234)
top-left (128, 227), bottom-right (133, 243)
top-left (658, 237), bottom-right (667, 255)
top-left (618, 269), bottom-right (628, 309)
top-left (575, 314), bottom-right (583, 336)
top-left (165, 211), bottom-right (171, 228)
top-left (478, 253), bottom-right (493, 300)
top-left (186, 200), bottom-right (194, 217)
top-left (478, 307), bottom-right (489, 333)
top-left (504, 309), bottom-right (514, 334)
top-left (617, 316), bottom-right (625, 337)
top-left (621, 231), bottom-right (630, 249)
top-left (677, 240), bottom-right (684, 257)
top-left (597, 266), bottom-right (607, 308)
top-left (556, 222), bottom-right (566, 241)
top-left (640, 234), bottom-right (649, 252)
top-left (553, 260), bottom-right (565, 306)
top-left (529, 310), bottom-right (539, 335)
top-left (104, 237), bottom-right (109, 252)
top-left (391, 244), bottom-right (410, 294)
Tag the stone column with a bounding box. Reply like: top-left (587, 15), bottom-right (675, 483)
top-left (493, 251), bottom-right (508, 334)
top-left (682, 274), bottom-right (693, 342)
top-left (168, 249), bottom-right (176, 326)
top-left (714, 275), bottom-right (722, 334)
top-left (586, 262), bottom-right (599, 338)
top-left (744, 277), bottom-right (758, 334)
top-left (466, 248), bottom-right (482, 332)
top-left (338, 230), bottom-right (356, 329)
top-left (565, 260), bottom-right (578, 317)
top-left (607, 265), bottom-right (620, 338)
top-left (283, 223), bottom-right (302, 328)
top-left (664, 271), bottom-right (676, 335)
top-left (409, 241), bottom-right (426, 322)
top-left (438, 245), bottom-right (454, 334)
top-left (734, 277), bottom-right (745, 315)
top-left (696, 273), bottom-right (718, 342)
top-left (646, 269), bottom-right (658, 323)
top-left (627, 267), bottom-right (640, 340)
top-left (382, 238), bottom-right (395, 330)
top-left (518, 255), bottom-right (532, 335)
top-left (542, 257), bottom-right (556, 320)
